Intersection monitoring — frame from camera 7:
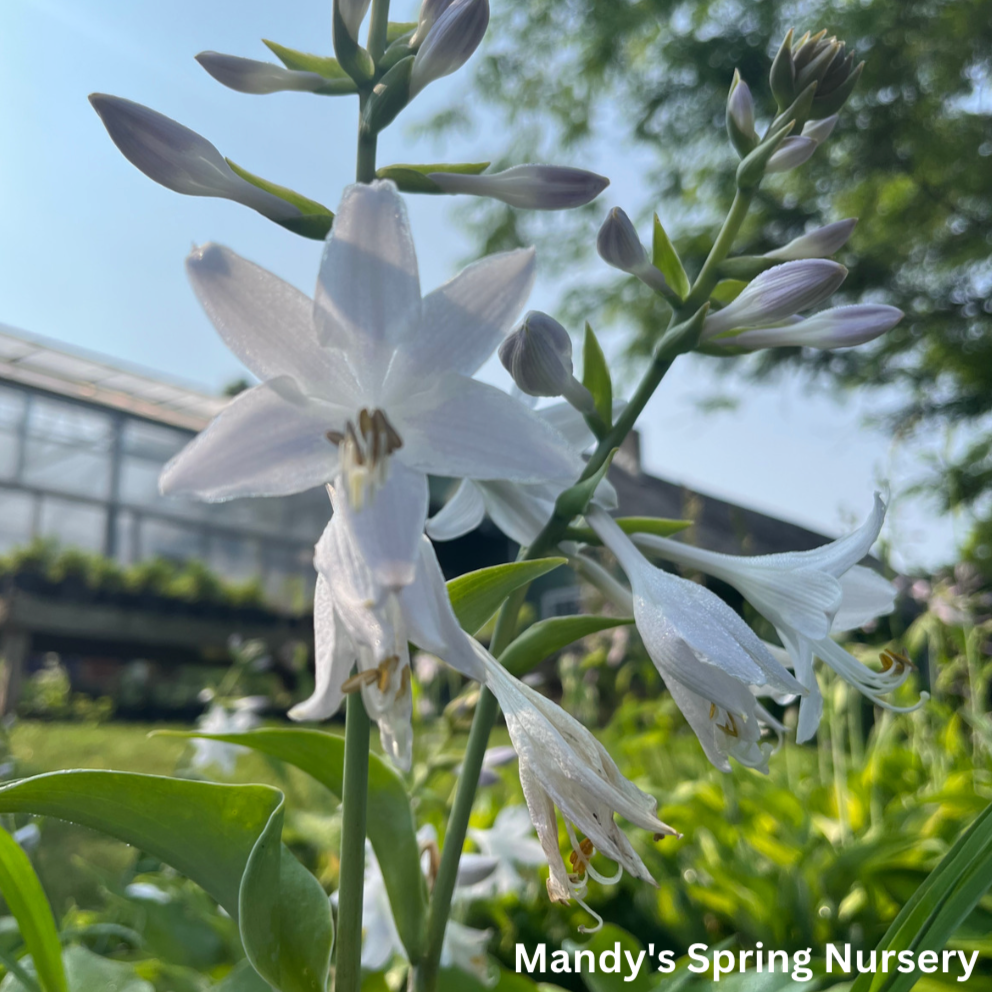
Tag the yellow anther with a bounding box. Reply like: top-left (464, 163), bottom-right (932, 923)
top-left (376, 655), bottom-right (400, 693)
top-left (341, 669), bottom-right (380, 694)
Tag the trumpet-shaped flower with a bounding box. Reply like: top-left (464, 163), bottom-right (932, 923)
top-left (428, 165), bottom-right (609, 210)
top-left (479, 644), bottom-right (678, 929)
top-left (587, 507), bottom-right (803, 772)
top-left (161, 181), bottom-right (581, 588)
top-left (630, 494), bottom-right (911, 741)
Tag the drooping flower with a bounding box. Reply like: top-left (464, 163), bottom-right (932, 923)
top-left (587, 506), bottom-right (804, 772)
top-left (428, 165), bottom-right (609, 210)
top-left (161, 181), bottom-right (582, 589)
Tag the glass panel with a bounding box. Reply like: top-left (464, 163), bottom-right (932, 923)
top-left (262, 543), bottom-right (316, 610)
top-left (22, 397), bottom-right (113, 499)
top-left (119, 419), bottom-right (205, 517)
top-left (208, 535), bottom-right (261, 582)
top-left (39, 497), bottom-right (106, 552)
top-left (139, 518), bottom-right (207, 562)
top-left (0, 386), bottom-right (25, 481)
top-left (0, 487), bottom-right (35, 552)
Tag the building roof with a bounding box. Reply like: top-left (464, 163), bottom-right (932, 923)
top-left (0, 324), bottom-right (226, 431)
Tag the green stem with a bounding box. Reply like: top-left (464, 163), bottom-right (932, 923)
top-left (682, 188), bottom-right (753, 311)
top-left (368, 0), bottom-right (391, 64)
top-left (336, 693), bottom-right (371, 992)
top-left (356, 118), bottom-right (378, 183)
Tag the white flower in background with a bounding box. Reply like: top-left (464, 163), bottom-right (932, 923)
top-left (716, 304), bottom-right (903, 351)
top-left (764, 219), bottom-right (857, 261)
top-left (191, 698), bottom-right (263, 774)
top-left (701, 259), bottom-right (847, 340)
top-left (630, 494), bottom-right (916, 741)
top-left (476, 744), bottom-right (519, 786)
top-left (409, 0), bottom-right (490, 96)
top-left (89, 95), bottom-right (302, 222)
top-left (464, 805), bottom-right (547, 898)
top-left (428, 166), bottom-right (609, 210)
top-left (195, 53), bottom-right (330, 94)
top-left (161, 181), bottom-right (581, 590)
top-left (587, 507), bottom-right (804, 772)
top-left (427, 400), bottom-right (618, 546)
top-left (478, 644), bottom-right (679, 931)
top-left (289, 487), bottom-right (483, 770)
top-left (125, 882), bottom-right (172, 905)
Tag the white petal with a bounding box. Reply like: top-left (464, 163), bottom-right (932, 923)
top-left (793, 493), bottom-right (886, 577)
top-left (289, 574), bottom-right (353, 721)
top-left (663, 677), bottom-right (732, 772)
top-left (160, 379), bottom-right (341, 500)
top-left (426, 479), bottom-right (487, 541)
top-left (478, 480), bottom-right (556, 546)
top-left (778, 628), bottom-right (822, 743)
top-left (833, 566), bottom-right (897, 631)
top-left (314, 181), bottom-right (421, 372)
top-left (517, 763), bottom-right (570, 903)
top-left (456, 854), bottom-right (500, 888)
top-left (186, 243), bottom-right (360, 401)
top-left (395, 373), bottom-right (583, 483)
top-left (416, 248), bottom-right (535, 376)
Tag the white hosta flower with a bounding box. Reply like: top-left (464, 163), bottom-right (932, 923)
top-left (89, 95), bottom-right (300, 221)
top-left (802, 115), bottom-right (839, 143)
top-left (290, 488), bottom-right (483, 770)
top-left (409, 0), bottom-right (489, 96)
top-left (701, 259), bottom-right (847, 340)
top-left (476, 744), bottom-right (519, 786)
top-left (596, 208), bottom-right (670, 295)
top-left (765, 219), bottom-right (857, 261)
top-left (587, 507), bottom-right (803, 772)
top-left (465, 805), bottom-right (547, 898)
top-left (161, 181), bottom-right (581, 589)
top-left (339, 0), bottom-right (373, 40)
top-left (195, 53), bottom-right (329, 94)
top-left (427, 401), bottom-right (618, 546)
top-left (479, 645), bottom-right (679, 930)
top-left (765, 135), bottom-right (818, 173)
top-left (191, 699), bottom-right (262, 774)
top-left (631, 494), bottom-right (915, 741)
top-left (428, 165), bottom-right (609, 210)
top-left (722, 304), bottom-right (903, 351)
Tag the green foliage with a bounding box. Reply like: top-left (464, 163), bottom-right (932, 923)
top-left (582, 325), bottom-right (613, 429)
top-left (0, 946), bottom-right (153, 992)
top-left (501, 616), bottom-right (634, 677)
top-left (224, 162), bottom-right (334, 241)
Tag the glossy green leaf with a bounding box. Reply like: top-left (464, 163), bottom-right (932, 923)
top-left (225, 160), bottom-right (334, 240)
top-left (0, 828), bottom-right (65, 992)
top-left (555, 450), bottom-right (617, 522)
top-left (652, 214), bottom-right (690, 301)
top-left (562, 925), bottom-right (656, 992)
top-left (447, 559), bottom-right (567, 635)
top-left (376, 162), bottom-right (490, 194)
top-left (502, 615), bottom-right (634, 677)
top-left (263, 40), bottom-right (349, 79)
top-left (709, 279), bottom-right (748, 306)
top-left (155, 727), bottom-right (427, 965)
top-left (582, 324), bottom-right (613, 428)
top-left (567, 516), bottom-right (691, 544)
top-left (212, 960), bottom-right (272, 992)
top-left (0, 946), bottom-right (153, 992)
top-left (0, 772), bottom-right (331, 992)
top-left (851, 800), bottom-right (992, 992)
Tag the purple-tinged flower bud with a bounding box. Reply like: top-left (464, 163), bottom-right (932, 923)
top-left (409, 0), bottom-right (489, 96)
top-left (411, 0), bottom-right (457, 46)
top-left (338, 0), bottom-right (373, 40)
top-left (499, 311), bottom-right (595, 412)
top-left (726, 70), bottom-right (757, 157)
top-left (195, 53), bottom-right (331, 94)
top-left (765, 219), bottom-right (857, 261)
top-left (719, 305), bottom-right (903, 350)
top-left (597, 208), bottom-right (672, 297)
top-left (702, 259), bottom-right (847, 339)
top-left (765, 135), bottom-right (818, 173)
top-left (88, 94), bottom-right (300, 221)
top-left (802, 115), bottom-right (839, 143)
top-left (427, 164), bottom-right (608, 210)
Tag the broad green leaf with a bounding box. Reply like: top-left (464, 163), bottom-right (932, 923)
top-left (0, 772), bottom-right (331, 992)
top-left (386, 21), bottom-right (418, 42)
top-left (851, 800), bottom-right (992, 992)
top-left (502, 615), bottom-right (635, 677)
top-left (562, 925), bottom-right (656, 992)
top-left (582, 324), bottom-right (613, 428)
top-left (447, 559), bottom-right (566, 635)
top-left (652, 214), bottom-right (690, 301)
top-left (567, 516), bottom-right (691, 544)
top-left (376, 162), bottom-right (490, 194)
top-left (0, 946), bottom-right (153, 992)
top-left (225, 160), bottom-right (334, 240)
top-left (212, 960), bottom-right (272, 992)
top-left (709, 279), bottom-right (747, 306)
top-left (263, 39), bottom-right (349, 78)
top-left (0, 828), bottom-right (65, 992)
top-left (155, 727), bottom-right (427, 965)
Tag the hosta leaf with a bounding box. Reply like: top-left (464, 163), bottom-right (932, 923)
top-left (0, 773), bottom-right (330, 992)
top-left (156, 727), bottom-right (427, 965)
top-left (652, 214), bottom-right (690, 301)
top-left (386, 21), bottom-right (418, 42)
top-left (0, 946), bottom-right (153, 992)
top-left (447, 559), bottom-right (566, 635)
top-left (501, 615), bottom-right (635, 677)
top-left (0, 827), bottom-right (66, 992)
top-left (567, 516), bottom-right (692, 544)
top-left (582, 324), bottom-right (613, 428)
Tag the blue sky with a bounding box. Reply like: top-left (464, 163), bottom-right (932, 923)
top-left (0, 0), bottom-right (961, 570)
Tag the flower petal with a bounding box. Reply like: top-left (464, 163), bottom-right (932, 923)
top-left (395, 373), bottom-right (583, 483)
top-left (833, 566), bottom-right (897, 631)
top-left (427, 479), bottom-right (487, 541)
top-left (160, 379), bottom-right (341, 500)
top-left (416, 248), bottom-right (535, 375)
top-left (314, 181), bottom-right (421, 374)
top-left (478, 480), bottom-right (557, 546)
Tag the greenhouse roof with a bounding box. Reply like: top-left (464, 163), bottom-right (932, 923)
top-left (0, 324), bottom-right (228, 431)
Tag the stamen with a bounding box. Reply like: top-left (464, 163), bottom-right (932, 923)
top-left (376, 655), bottom-right (400, 693)
top-left (341, 669), bottom-right (380, 694)
top-left (325, 408), bottom-right (404, 510)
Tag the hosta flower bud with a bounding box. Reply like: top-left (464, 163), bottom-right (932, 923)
top-left (195, 53), bottom-right (330, 94)
top-left (765, 135), bottom-right (818, 173)
top-left (498, 311), bottom-right (595, 412)
top-left (723, 304), bottom-right (903, 350)
top-left (597, 208), bottom-right (671, 296)
top-left (702, 259), bottom-right (847, 339)
top-left (88, 94), bottom-right (299, 221)
top-left (726, 70), bottom-right (757, 157)
top-left (802, 115), bottom-right (839, 143)
top-left (765, 219), bottom-right (857, 261)
top-left (338, 0), bottom-right (373, 40)
top-left (409, 0), bottom-right (489, 96)
top-left (427, 165), bottom-right (608, 210)
top-left (770, 29), bottom-right (864, 119)
top-left (410, 0), bottom-right (457, 46)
